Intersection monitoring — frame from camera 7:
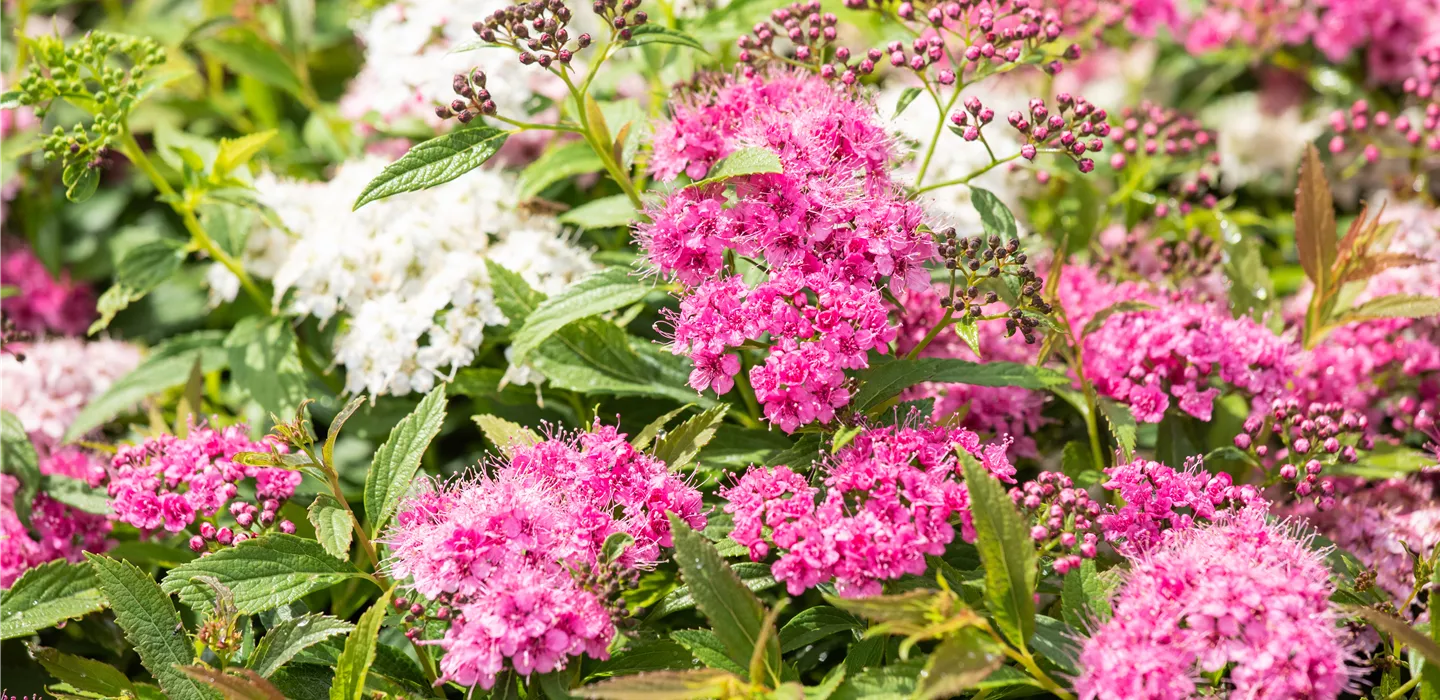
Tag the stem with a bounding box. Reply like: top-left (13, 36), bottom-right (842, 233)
top-left (914, 82), bottom-right (964, 187)
top-left (915, 152), bottom-right (1034, 195)
top-left (10, 0), bottom-right (32, 82)
top-left (1387, 676), bottom-right (1419, 700)
top-left (557, 69), bottom-right (645, 209)
top-left (907, 309), bottom-right (953, 360)
top-left (1006, 648), bottom-right (1075, 700)
top-left (491, 113), bottom-right (583, 133)
top-left (735, 355), bottom-right (764, 428)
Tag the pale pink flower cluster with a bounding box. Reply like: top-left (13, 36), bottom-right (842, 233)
top-left (106, 423), bottom-right (299, 539)
top-left (640, 70), bottom-right (935, 432)
top-left (1282, 476), bottom-right (1440, 607)
top-left (1058, 265), bottom-right (1300, 423)
top-left (895, 286), bottom-right (1047, 455)
top-left (384, 422), bottom-right (706, 690)
top-left (0, 245), bottom-right (96, 336)
top-left (1097, 457), bottom-right (1266, 556)
top-left (0, 338), bottom-right (139, 586)
top-left (720, 423), bottom-right (1014, 597)
top-left (1076, 512), bottom-right (1358, 700)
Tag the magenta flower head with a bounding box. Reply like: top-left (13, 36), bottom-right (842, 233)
top-left (1097, 456), bottom-right (1265, 556)
top-left (105, 421), bottom-right (298, 544)
top-left (382, 420), bottom-right (705, 690)
top-left (720, 422), bottom-right (1014, 597)
top-left (1076, 512), bottom-right (1358, 700)
top-left (0, 244), bottom-right (97, 337)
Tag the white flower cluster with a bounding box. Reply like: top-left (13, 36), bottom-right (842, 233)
top-left (1204, 92), bottom-right (1321, 189)
top-left (0, 338), bottom-right (142, 444)
top-left (209, 157), bottom-right (595, 397)
top-left (340, 0), bottom-right (562, 130)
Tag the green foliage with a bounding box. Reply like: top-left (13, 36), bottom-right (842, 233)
top-left (686, 147), bottom-right (784, 189)
top-left (960, 453), bottom-right (1037, 650)
top-left (160, 535), bottom-right (365, 615)
top-left (511, 267), bottom-right (653, 364)
top-left (353, 127), bottom-right (510, 209)
top-left (0, 561), bottom-right (106, 640)
top-left (1, 410), bottom-right (41, 529)
top-left (330, 588), bottom-right (392, 700)
top-left (86, 554), bottom-right (216, 700)
top-left (851, 357), bottom-right (1069, 412)
top-left (307, 495), bottom-right (354, 561)
top-left (363, 385), bottom-right (448, 537)
top-left (248, 614), bottom-right (355, 677)
top-left (64, 331), bottom-right (230, 442)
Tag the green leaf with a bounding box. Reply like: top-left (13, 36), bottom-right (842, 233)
top-left (970, 187), bottom-right (1017, 239)
top-left (915, 627), bottom-right (1003, 699)
top-left (85, 554), bottom-right (215, 700)
top-left (42, 474), bottom-right (110, 514)
top-left (474, 414), bottom-right (542, 456)
top-left (778, 606), bottom-right (864, 653)
top-left (160, 534), bottom-right (364, 615)
top-left (88, 284), bottom-right (137, 335)
top-left (197, 28), bottom-right (305, 99)
top-left (215, 130), bottom-right (277, 175)
top-left (686, 147), bottom-right (783, 189)
top-left (1061, 558), bottom-right (1114, 629)
top-left (1080, 300), bottom-right (1156, 337)
top-left (832, 661), bottom-right (920, 700)
top-left (1098, 398), bottom-right (1137, 461)
top-left (1351, 607), bottom-right (1440, 668)
top-left (31, 644), bottom-right (136, 697)
top-left (307, 495), bottom-right (354, 562)
top-left (631, 405), bottom-right (694, 451)
top-left (580, 669), bottom-right (741, 699)
top-left (225, 317), bottom-right (309, 418)
top-left (587, 639), bottom-right (699, 681)
top-left (0, 90), bottom-right (22, 109)
top-left (487, 260), bottom-right (548, 330)
top-left (353, 127), bottom-right (510, 209)
top-left (324, 396), bottom-right (366, 470)
top-left (180, 666), bottom-right (286, 700)
top-left (666, 514), bottom-right (779, 684)
top-left (1294, 144), bottom-right (1336, 296)
top-left (893, 87), bottom-right (923, 118)
top-left (650, 562), bottom-right (779, 619)
top-left (953, 317), bottom-right (981, 358)
top-left (1031, 616), bottom-right (1080, 674)
top-left (559, 194), bottom-right (638, 229)
top-left (670, 629), bottom-right (747, 676)
top-left (364, 385), bottom-right (447, 537)
top-left (248, 614), bottom-right (354, 678)
top-left (1339, 294), bottom-right (1440, 324)
top-left (330, 588), bottom-right (392, 700)
top-left (961, 453), bottom-right (1037, 649)
top-left (519, 140), bottom-right (607, 200)
top-left (117, 239), bottom-right (186, 295)
top-left (621, 24), bottom-right (708, 51)
top-left (511, 268), bottom-right (652, 364)
top-left (851, 357), bottom-right (1069, 412)
top-left (532, 318), bottom-right (710, 405)
top-left (652, 404), bottom-right (729, 470)
top-left (65, 331), bottom-right (230, 442)
top-left (1225, 236), bottom-right (1278, 326)
top-left (0, 561), bottom-right (106, 640)
top-left (62, 162), bottom-right (99, 202)
top-left (1, 410), bottom-right (40, 529)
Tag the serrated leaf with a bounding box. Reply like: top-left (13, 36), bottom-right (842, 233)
top-left (532, 318), bottom-right (710, 405)
top-left (778, 606), bottom-right (864, 653)
top-left (65, 331), bottom-right (229, 442)
top-left (1061, 557), bottom-right (1113, 629)
top-left (225, 317), bottom-right (309, 418)
top-left (353, 127), bottom-right (510, 209)
top-left (1098, 398), bottom-right (1137, 461)
top-left (474, 414), bottom-right (542, 456)
top-left (821, 589), bottom-right (945, 625)
top-left (519, 140), bottom-right (607, 200)
top-left (330, 587), bottom-right (392, 700)
top-left (117, 239), bottom-right (186, 295)
top-left (85, 554), bottom-right (215, 700)
top-left (323, 396), bottom-right (365, 469)
top-left (587, 639), bottom-right (698, 681)
top-left (852, 357), bottom-right (1069, 412)
top-left (214, 130), bottom-right (277, 176)
top-left (1351, 607), bottom-right (1440, 667)
top-left (181, 667), bottom-right (285, 700)
top-left (667, 514), bottom-right (779, 684)
top-left (893, 87), bottom-right (923, 118)
top-left (160, 534), bottom-right (363, 615)
top-left (196, 29), bottom-right (304, 99)
top-left (487, 260), bottom-right (547, 331)
top-left (670, 629), bottom-right (746, 676)
top-left (631, 405), bottom-right (694, 450)
top-left (1294, 144), bottom-right (1336, 295)
top-left (581, 669), bottom-right (740, 699)
top-left (1339, 294), bottom-right (1440, 324)
top-left (685, 147), bottom-right (783, 189)
top-left (307, 495), bottom-right (353, 561)
top-left (512, 268), bottom-right (652, 364)
top-left (31, 644), bottom-right (136, 697)
top-left (1080, 300), bottom-right (1156, 337)
top-left (559, 194), bottom-right (638, 229)
top-left (650, 562), bottom-right (779, 619)
top-left (970, 187), bottom-right (1016, 239)
top-left (63, 162), bottom-right (99, 202)
top-left (621, 24), bottom-right (708, 52)
top-left (653, 404), bottom-right (729, 470)
top-left (42, 474), bottom-right (110, 514)
top-left (247, 614), bottom-right (354, 677)
top-left (364, 385), bottom-right (447, 537)
top-left (915, 627), bottom-right (1003, 699)
top-left (1, 410), bottom-right (40, 529)
top-left (952, 317), bottom-right (981, 358)
top-left (961, 454), bottom-right (1037, 649)
top-left (0, 561), bottom-right (106, 640)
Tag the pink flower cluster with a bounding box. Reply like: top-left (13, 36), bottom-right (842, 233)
top-left (1281, 476), bottom-right (1440, 608)
top-left (106, 422), bottom-right (300, 542)
top-left (0, 245), bottom-right (96, 337)
top-left (1097, 457), bottom-right (1265, 556)
top-left (383, 421), bottom-right (705, 689)
top-left (1058, 265), bottom-right (1300, 423)
top-left (0, 337), bottom-right (139, 586)
top-left (1076, 512), bottom-right (1358, 700)
top-left (641, 70), bottom-right (935, 433)
top-left (894, 286), bottom-right (1048, 455)
top-left (720, 423), bottom-right (1014, 597)
top-left (1010, 471), bottom-right (1100, 573)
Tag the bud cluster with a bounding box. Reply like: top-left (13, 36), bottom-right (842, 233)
top-left (436, 69), bottom-right (500, 123)
top-left (1095, 227), bottom-right (1224, 296)
top-left (187, 498), bottom-right (297, 554)
top-left (470, 0), bottom-right (615, 71)
top-left (16, 32), bottom-right (165, 177)
top-left (1236, 399), bottom-right (1368, 508)
top-left (571, 557), bottom-right (641, 628)
top-left (996, 92), bottom-right (1107, 172)
top-left (737, 0), bottom-right (840, 70)
top-left (393, 594), bottom-right (455, 642)
top-left (1009, 471), bottom-right (1101, 574)
top-left (1326, 49), bottom-right (1440, 181)
top-left (1107, 101), bottom-right (1221, 215)
top-left (935, 228), bottom-right (1051, 344)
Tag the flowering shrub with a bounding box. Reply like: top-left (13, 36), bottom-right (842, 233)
top-left (1, 0), bottom-right (1438, 698)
